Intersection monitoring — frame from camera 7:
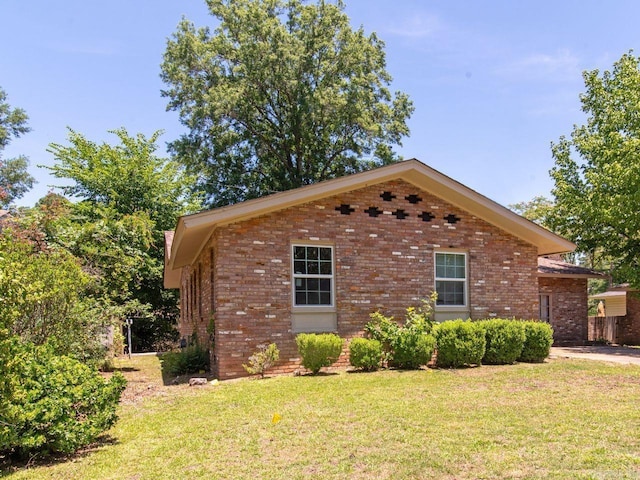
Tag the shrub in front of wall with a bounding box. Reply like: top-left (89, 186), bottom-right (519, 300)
top-left (518, 321), bottom-right (554, 363)
top-left (479, 319), bottom-right (526, 365)
top-left (243, 343), bottom-right (280, 378)
top-left (434, 320), bottom-right (486, 368)
top-left (1, 339), bottom-right (126, 458)
top-left (296, 333), bottom-right (344, 374)
top-left (349, 338), bottom-right (383, 371)
top-left (160, 343), bottom-right (210, 376)
top-left (390, 330), bottom-right (436, 369)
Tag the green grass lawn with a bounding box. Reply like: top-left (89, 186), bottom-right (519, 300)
top-left (5, 356), bottom-right (640, 479)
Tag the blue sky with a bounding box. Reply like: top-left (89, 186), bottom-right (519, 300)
top-left (1, 0), bottom-right (639, 208)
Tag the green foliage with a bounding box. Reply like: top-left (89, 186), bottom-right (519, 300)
top-left (44, 128), bottom-right (202, 350)
top-left (0, 339), bottom-right (126, 458)
top-left (509, 196), bottom-right (555, 228)
top-left (365, 295), bottom-right (437, 369)
top-left (243, 343), bottom-right (280, 378)
top-left (160, 344), bottom-right (210, 376)
top-left (392, 331), bottom-right (436, 369)
top-left (295, 333), bottom-right (344, 374)
top-left (161, 0), bottom-right (414, 207)
top-left (478, 319), bottom-right (526, 365)
top-left (348, 338), bottom-right (383, 371)
top-left (550, 51), bottom-right (640, 286)
top-left (0, 229), bottom-right (112, 364)
top-left (434, 320), bottom-right (486, 368)
top-left (518, 321), bottom-right (554, 363)
top-left (0, 86), bottom-right (35, 207)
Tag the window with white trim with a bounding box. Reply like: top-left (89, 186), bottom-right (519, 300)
top-left (292, 245), bottom-right (334, 306)
top-left (435, 252), bottom-right (467, 306)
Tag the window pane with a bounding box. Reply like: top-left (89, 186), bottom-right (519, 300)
top-left (307, 247), bottom-right (318, 260)
top-left (307, 292), bottom-right (320, 305)
top-left (294, 260), bottom-right (306, 275)
top-left (307, 278), bottom-right (319, 290)
top-left (307, 261), bottom-right (319, 274)
top-left (320, 247), bottom-right (332, 261)
top-left (319, 261), bottom-right (332, 275)
top-left (294, 246), bottom-right (306, 260)
top-left (320, 292), bottom-right (331, 304)
top-left (436, 280), bottom-right (465, 305)
top-left (436, 253), bottom-right (465, 279)
top-left (296, 292), bottom-right (307, 305)
top-left (319, 278), bottom-right (331, 292)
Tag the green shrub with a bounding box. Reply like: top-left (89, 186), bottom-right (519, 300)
top-left (295, 333), bottom-right (344, 374)
top-left (349, 338), bottom-right (383, 371)
top-left (391, 331), bottom-right (436, 369)
top-left (365, 295), bottom-right (438, 369)
top-left (160, 343), bottom-right (209, 376)
top-left (243, 343), bottom-right (280, 378)
top-left (518, 321), bottom-right (554, 363)
top-left (0, 339), bottom-right (126, 458)
top-left (479, 319), bottom-right (526, 365)
top-left (434, 320), bottom-right (485, 368)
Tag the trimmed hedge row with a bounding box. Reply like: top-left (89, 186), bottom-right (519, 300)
top-left (297, 319), bottom-right (553, 374)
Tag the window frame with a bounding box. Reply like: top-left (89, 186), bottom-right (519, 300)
top-left (434, 251), bottom-right (468, 308)
top-left (539, 294), bottom-right (551, 323)
top-left (291, 244), bottom-right (336, 309)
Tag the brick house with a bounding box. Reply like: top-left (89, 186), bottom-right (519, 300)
top-left (164, 159), bottom-right (593, 378)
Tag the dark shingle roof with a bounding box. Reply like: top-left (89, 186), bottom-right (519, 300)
top-left (537, 257), bottom-right (604, 278)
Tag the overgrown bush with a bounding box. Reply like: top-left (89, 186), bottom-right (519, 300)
top-left (434, 320), bottom-right (485, 368)
top-left (295, 333), bottom-right (343, 374)
top-left (349, 338), bottom-right (383, 371)
top-left (160, 343), bottom-right (209, 376)
top-left (479, 319), bottom-right (526, 365)
top-left (243, 343), bottom-right (280, 378)
top-left (365, 294), bottom-right (437, 369)
top-left (0, 339), bottom-right (126, 458)
top-left (518, 321), bottom-right (554, 363)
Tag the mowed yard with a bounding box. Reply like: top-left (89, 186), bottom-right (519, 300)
top-left (5, 355), bottom-right (640, 480)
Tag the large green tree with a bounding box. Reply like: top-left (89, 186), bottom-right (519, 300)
top-left (45, 129), bottom-right (200, 350)
top-left (0, 87), bottom-right (35, 207)
top-left (550, 51), bottom-right (640, 285)
top-left (161, 0), bottom-right (414, 207)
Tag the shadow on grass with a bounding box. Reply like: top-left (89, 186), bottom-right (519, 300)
top-left (0, 435), bottom-right (119, 473)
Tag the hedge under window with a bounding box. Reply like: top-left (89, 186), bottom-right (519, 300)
top-left (293, 245), bottom-right (333, 306)
top-left (435, 252), bottom-right (467, 306)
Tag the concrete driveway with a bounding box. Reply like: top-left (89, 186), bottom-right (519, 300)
top-left (551, 345), bottom-right (640, 366)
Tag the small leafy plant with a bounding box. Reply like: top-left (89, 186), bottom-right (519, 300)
top-left (243, 343), bottom-right (280, 378)
top-left (434, 320), bottom-right (486, 368)
top-left (160, 343), bottom-right (209, 376)
top-left (479, 319), bottom-right (526, 365)
top-left (518, 321), bottom-right (554, 363)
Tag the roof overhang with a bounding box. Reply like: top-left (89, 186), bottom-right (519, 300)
top-left (166, 159), bottom-right (576, 272)
top-left (163, 231), bottom-right (181, 289)
top-left (590, 291), bottom-right (627, 300)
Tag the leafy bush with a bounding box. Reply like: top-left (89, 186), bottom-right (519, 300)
top-left (160, 344), bottom-right (210, 376)
top-left (391, 330), bottom-right (436, 369)
top-left (243, 343), bottom-right (280, 378)
top-left (0, 339), bottom-right (126, 458)
top-left (365, 294), bottom-right (438, 369)
top-left (479, 319), bottom-right (526, 365)
top-left (434, 320), bottom-right (485, 368)
top-left (518, 321), bottom-right (554, 363)
top-left (349, 338), bottom-right (383, 371)
top-left (295, 333), bottom-right (344, 374)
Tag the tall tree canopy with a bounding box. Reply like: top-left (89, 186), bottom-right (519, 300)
top-left (0, 87), bottom-right (35, 207)
top-left (161, 0), bottom-right (414, 207)
top-left (45, 129), bottom-right (201, 350)
top-left (550, 51), bottom-right (640, 285)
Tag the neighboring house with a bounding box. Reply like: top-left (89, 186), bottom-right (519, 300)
top-left (537, 256), bottom-right (604, 345)
top-left (589, 285), bottom-right (640, 344)
top-left (164, 159), bottom-right (593, 379)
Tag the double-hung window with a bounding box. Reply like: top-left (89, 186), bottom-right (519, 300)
top-left (435, 252), bottom-right (467, 306)
top-left (292, 245), bottom-right (334, 307)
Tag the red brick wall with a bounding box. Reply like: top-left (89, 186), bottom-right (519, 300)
top-left (618, 292), bottom-right (640, 344)
top-left (180, 180), bottom-right (540, 378)
top-left (538, 277), bottom-right (588, 344)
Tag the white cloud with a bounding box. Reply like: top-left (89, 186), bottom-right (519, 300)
top-left (498, 49), bottom-right (581, 82)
